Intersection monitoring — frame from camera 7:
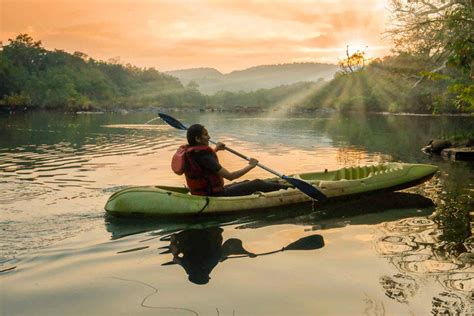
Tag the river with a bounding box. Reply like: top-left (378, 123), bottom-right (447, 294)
top-left (1, 110), bottom-right (473, 315)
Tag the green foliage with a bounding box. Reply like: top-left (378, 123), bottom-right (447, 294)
top-left (432, 206), bottom-right (470, 243)
top-left (338, 46), bottom-right (369, 74)
top-left (3, 92), bottom-right (31, 108)
top-left (449, 83), bottom-right (474, 112)
top-left (386, 0), bottom-right (474, 114)
top-left (208, 82), bottom-right (321, 111)
top-left (186, 80), bottom-right (200, 91)
top-left (0, 34), bottom-right (189, 111)
top-left (444, 3), bottom-right (474, 75)
top-left (302, 52), bottom-right (473, 114)
top-left (419, 71), bottom-right (451, 81)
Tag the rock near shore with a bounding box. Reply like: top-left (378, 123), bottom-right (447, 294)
top-left (422, 139), bottom-right (474, 161)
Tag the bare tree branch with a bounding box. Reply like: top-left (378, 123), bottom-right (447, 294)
top-left (417, 0), bottom-right (459, 15)
top-left (413, 60), bottom-right (448, 88)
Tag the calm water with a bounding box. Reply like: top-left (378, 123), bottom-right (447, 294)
top-left (1, 111), bottom-right (473, 315)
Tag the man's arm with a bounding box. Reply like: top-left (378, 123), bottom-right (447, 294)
top-left (218, 158), bottom-right (258, 181)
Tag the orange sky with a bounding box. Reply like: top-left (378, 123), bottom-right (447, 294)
top-left (1, 0), bottom-right (393, 73)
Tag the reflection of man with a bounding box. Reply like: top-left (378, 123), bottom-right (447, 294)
top-left (168, 227), bottom-right (254, 285)
top-left (164, 227), bottom-right (324, 285)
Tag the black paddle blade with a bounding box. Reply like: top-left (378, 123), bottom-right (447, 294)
top-left (158, 113), bottom-right (188, 130)
top-left (282, 176), bottom-right (327, 201)
top-left (162, 261), bottom-right (177, 266)
top-left (221, 238), bottom-right (256, 257)
top-left (283, 234), bottom-right (325, 251)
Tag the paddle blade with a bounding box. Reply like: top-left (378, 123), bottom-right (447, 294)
top-left (282, 176), bottom-right (327, 201)
top-left (159, 113), bottom-right (188, 130)
top-left (162, 261), bottom-right (177, 266)
top-left (283, 234), bottom-right (325, 251)
top-left (221, 238), bottom-right (256, 257)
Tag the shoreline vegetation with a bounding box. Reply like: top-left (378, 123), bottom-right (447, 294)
top-left (1, 28), bottom-right (473, 115)
top-left (0, 34), bottom-right (474, 115)
top-left (1, 3), bottom-right (472, 115)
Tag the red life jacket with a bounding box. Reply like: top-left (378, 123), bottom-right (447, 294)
top-left (171, 145), bottom-right (189, 175)
top-left (179, 145), bottom-right (224, 196)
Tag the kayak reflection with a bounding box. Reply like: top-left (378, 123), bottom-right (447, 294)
top-left (159, 227), bottom-right (324, 285)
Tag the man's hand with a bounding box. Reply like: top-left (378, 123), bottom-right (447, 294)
top-left (215, 142), bottom-right (226, 151)
top-left (248, 158), bottom-right (258, 168)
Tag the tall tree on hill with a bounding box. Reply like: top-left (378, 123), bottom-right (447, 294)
top-left (338, 46), bottom-right (370, 74)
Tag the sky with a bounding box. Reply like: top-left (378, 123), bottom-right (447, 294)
top-left (1, 0), bottom-right (393, 73)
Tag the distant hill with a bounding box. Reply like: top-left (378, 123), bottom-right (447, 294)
top-left (166, 63), bottom-right (338, 94)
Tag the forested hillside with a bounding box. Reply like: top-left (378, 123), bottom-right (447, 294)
top-left (209, 81), bottom-right (323, 111)
top-left (2, 0), bottom-right (472, 119)
top-left (0, 34), bottom-right (207, 111)
top-left (0, 35), bottom-right (333, 113)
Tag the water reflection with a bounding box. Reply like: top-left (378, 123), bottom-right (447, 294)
top-left (380, 273), bottom-right (418, 303)
top-left (104, 191), bottom-right (434, 288)
top-left (103, 189), bottom-right (473, 313)
top-left (376, 217), bottom-right (473, 315)
top-left (158, 227), bottom-right (324, 285)
top-left (233, 192), bottom-right (435, 231)
top-left (104, 192), bottom-right (435, 240)
top-left (432, 292), bottom-right (467, 316)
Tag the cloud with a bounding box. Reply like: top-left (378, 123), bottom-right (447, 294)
top-left (1, 0), bottom-right (392, 72)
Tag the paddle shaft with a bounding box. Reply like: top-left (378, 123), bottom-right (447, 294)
top-left (209, 140), bottom-right (284, 178)
top-left (157, 112), bottom-right (327, 200)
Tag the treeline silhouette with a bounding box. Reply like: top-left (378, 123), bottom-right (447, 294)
top-left (0, 34), bottom-right (207, 111)
top-left (2, 34), bottom-right (471, 114)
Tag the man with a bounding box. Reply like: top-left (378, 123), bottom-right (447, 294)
top-left (181, 124), bottom-right (288, 196)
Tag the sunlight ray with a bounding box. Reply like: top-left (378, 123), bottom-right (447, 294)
top-left (270, 84), bottom-right (325, 117)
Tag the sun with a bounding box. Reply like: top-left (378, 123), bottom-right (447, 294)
top-left (346, 41), bottom-right (369, 54)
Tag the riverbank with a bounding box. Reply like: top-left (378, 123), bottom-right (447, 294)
top-left (1, 105), bottom-right (473, 117)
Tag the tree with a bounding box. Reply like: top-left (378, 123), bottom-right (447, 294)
top-left (2, 34), bottom-right (46, 73)
top-left (0, 34), bottom-right (210, 111)
top-left (186, 80), bottom-right (200, 91)
top-left (388, 0), bottom-right (473, 110)
top-left (388, 0), bottom-right (473, 77)
top-left (338, 46), bottom-right (370, 74)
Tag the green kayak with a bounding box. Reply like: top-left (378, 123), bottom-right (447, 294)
top-left (105, 162), bottom-right (438, 216)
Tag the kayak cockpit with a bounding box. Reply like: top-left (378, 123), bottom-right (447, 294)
top-left (155, 185), bottom-right (190, 194)
top-left (299, 163), bottom-right (403, 181)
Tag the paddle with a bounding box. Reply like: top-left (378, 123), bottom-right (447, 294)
top-left (161, 234), bottom-right (325, 265)
top-left (158, 113), bottom-right (327, 201)
top-left (221, 234), bottom-right (325, 258)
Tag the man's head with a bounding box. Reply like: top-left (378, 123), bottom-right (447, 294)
top-left (187, 124), bottom-right (210, 146)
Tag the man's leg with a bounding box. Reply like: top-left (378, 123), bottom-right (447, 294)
top-left (222, 179), bottom-right (289, 196)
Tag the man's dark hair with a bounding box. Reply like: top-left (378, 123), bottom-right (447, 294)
top-left (187, 124), bottom-right (205, 146)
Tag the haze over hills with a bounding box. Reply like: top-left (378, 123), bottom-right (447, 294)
top-left (166, 63), bottom-right (339, 94)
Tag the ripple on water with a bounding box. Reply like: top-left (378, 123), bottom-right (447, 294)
top-left (0, 213), bottom-right (103, 265)
top-left (0, 133), bottom-right (173, 178)
top-left (0, 129), bottom-right (197, 264)
top-left (0, 180), bottom-right (53, 204)
top-left (102, 124), bottom-right (169, 130)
